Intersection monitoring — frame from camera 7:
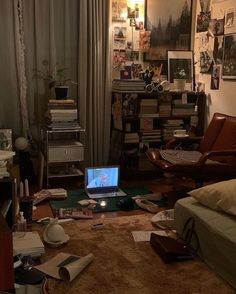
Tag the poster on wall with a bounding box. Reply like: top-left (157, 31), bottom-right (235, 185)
top-left (222, 33), bottom-right (236, 79)
top-left (196, 0), bottom-right (211, 33)
top-left (145, 0), bottom-right (192, 61)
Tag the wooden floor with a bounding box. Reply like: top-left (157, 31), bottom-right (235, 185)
top-left (32, 175), bottom-right (196, 221)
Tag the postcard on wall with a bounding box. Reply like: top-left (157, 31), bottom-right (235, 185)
top-left (210, 64), bottom-right (220, 90)
top-left (196, 0), bottom-right (211, 33)
top-left (213, 35), bottom-right (224, 64)
top-left (139, 31), bottom-right (151, 52)
top-left (114, 26), bottom-right (127, 39)
top-left (200, 51), bottom-right (213, 73)
top-left (112, 0), bottom-right (127, 22)
top-left (113, 50), bottom-right (126, 70)
top-left (224, 7), bottom-right (235, 34)
top-left (209, 18), bottom-right (224, 35)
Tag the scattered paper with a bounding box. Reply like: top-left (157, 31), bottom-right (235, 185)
top-left (132, 230), bottom-right (169, 242)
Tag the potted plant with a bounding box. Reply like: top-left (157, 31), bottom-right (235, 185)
top-left (173, 68), bottom-right (186, 92)
top-left (33, 60), bottom-right (77, 99)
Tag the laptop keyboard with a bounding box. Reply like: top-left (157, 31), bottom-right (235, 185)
top-left (89, 187), bottom-right (119, 194)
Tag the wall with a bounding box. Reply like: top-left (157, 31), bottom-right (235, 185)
top-left (194, 0), bottom-right (236, 125)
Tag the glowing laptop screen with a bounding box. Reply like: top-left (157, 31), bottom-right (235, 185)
top-left (85, 166), bottom-right (119, 189)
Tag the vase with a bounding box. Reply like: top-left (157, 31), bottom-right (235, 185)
top-left (54, 86), bottom-right (69, 100)
top-left (173, 79), bottom-right (186, 92)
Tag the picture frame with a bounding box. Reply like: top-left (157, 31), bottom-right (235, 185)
top-left (144, 0), bottom-right (192, 61)
top-left (167, 50), bottom-right (194, 91)
top-left (0, 129), bottom-right (12, 151)
top-left (222, 33), bottom-right (236, 79)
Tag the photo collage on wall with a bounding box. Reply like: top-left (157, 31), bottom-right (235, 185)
top-left (112, 0), bottom-right (150, 80)
top-left (196, 0), bottom-right (236, 90)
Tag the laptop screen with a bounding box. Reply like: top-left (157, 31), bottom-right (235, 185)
top-left (85, 166), bottom-right (119, 190)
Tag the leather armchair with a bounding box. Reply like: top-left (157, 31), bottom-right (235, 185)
top-left (146, 113), bottom-right (236, 187)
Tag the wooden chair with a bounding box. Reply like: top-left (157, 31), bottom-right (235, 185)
top-left (146, 113), bottom-right (236, 187)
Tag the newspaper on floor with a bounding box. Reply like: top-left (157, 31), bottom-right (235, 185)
top-left (131, 231), bottom-right (170, 242)
top-left (35, 252), bottom-right (93, 282)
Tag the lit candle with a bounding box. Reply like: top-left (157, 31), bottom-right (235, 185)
top-left (19, 181), bottom-right (24, 198)
top-left (24, 179), bottom-right (29, 197)
top-left (99, 199), bottom-right (107, 208)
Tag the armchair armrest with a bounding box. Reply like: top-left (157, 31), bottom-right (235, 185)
top-left (196, 149), bottom-right (236, 168)
top-left (165, 136), bottom-right (203, 149)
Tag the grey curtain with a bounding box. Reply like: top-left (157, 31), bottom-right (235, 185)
top-left (0, 0), bottom-right (111, 165)
top-left (79, 0), bottom-right (111, 166)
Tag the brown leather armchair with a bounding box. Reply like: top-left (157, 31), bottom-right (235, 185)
top-left (146, 113), bottom-right (236, 187)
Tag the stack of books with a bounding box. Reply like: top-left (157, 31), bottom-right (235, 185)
top-left (139, 99), bottom-right (158, 115)
top-left (112, 79), bottom-right (146, 92)
top-left (139, 129), bottom-right (162, 144)
top-left (159, 102), bottom-right (172, 117)
top-left (162, 119), bottom-right (184, 141)
top-left (172, 100), bottom-right (197, 116)
top-left (13, 231), bottom-right (45, 257)
top-left (0, 150), bottom-right (15, 179)
top-left (45, 99), bottom-right (80, 129)
top-left (124, 132), bottom-right (139, 143)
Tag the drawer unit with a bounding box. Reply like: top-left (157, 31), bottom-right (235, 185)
top-left (48, 141), bottom-right (84, 162)
top-left (40, 127), bottom-right (86, 186)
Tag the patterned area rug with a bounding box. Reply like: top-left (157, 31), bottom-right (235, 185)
top-left (36, 214), bottom-right (234, 294)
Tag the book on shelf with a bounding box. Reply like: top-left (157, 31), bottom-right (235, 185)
top-left (49, 99), bottom-right (75, 104)
top-left (140, 118), bottom-right (153, 130)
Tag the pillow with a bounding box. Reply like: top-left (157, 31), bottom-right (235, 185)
top-left (188, 179), bottom-right (236, 216)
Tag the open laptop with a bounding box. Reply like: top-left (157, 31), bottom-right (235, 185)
top-left (85, 166), bottom-right (126, 199)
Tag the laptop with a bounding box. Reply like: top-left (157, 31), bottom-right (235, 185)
top-left (85, 166), bottom-right (126, 199)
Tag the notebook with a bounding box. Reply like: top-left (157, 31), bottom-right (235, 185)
top-left (85, 166), bottom-right (126, 199)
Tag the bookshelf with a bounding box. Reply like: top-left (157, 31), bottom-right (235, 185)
top-left (110, 90), bottom-right (206, 179)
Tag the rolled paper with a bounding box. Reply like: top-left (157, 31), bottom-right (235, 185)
top-left (19, 181), bottom-right (24, 198)
top-left (59, 253), bottom-right (94, 282)
top-left (25, 179), bottom-right (29, 197)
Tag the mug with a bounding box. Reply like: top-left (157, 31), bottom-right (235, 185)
top-left (173, 129), bottom-right (187, 137)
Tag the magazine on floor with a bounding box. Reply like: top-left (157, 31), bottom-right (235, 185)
top-left (57, 207), bottom-right (93, 219)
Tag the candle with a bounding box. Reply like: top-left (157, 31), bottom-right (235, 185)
top-left (99, 199), bottom-right (107, 208)
top-left (24, 179), bottom-right (29, 197)
top-left (19, 182), bottom-right (24, 198)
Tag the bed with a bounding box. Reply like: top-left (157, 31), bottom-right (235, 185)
top-left (174, 196), bottom-right (236, 289)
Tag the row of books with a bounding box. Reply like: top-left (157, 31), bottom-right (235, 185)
top-left (112, 79), bottom-right (146, 92)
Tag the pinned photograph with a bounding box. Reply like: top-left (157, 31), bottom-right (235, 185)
top-left (200, 51), bottom-right (213, 73)
top-left (211, 65), bottom-right (220, 90)
top-left (213, 35), bottom-right (224, 64)
top-left (225, 7), bottom-right (235, 34)
top-left (197, 0), bottom-right (211, 33)
top-left (139, 31), bottom-right (151, 52)
top-left (209, 18), bottom-right (224, 36)
top-left (112, 0), bottom-right (127, 22)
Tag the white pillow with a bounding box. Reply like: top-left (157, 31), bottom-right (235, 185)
top-left (188, 179), bottom-right (236, 216)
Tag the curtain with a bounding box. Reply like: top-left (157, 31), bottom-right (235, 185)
top-left (0, 0), bottom-right (111, 166)
top-left (79, 0), bottom-right (111, 166)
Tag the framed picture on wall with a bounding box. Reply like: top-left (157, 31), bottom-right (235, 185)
top-left (222, 33), bottom-right (236, 79)
top-left (144, 0), bottom-right (193, 61)
top-left (167, 50), bottom-right (194, 91)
